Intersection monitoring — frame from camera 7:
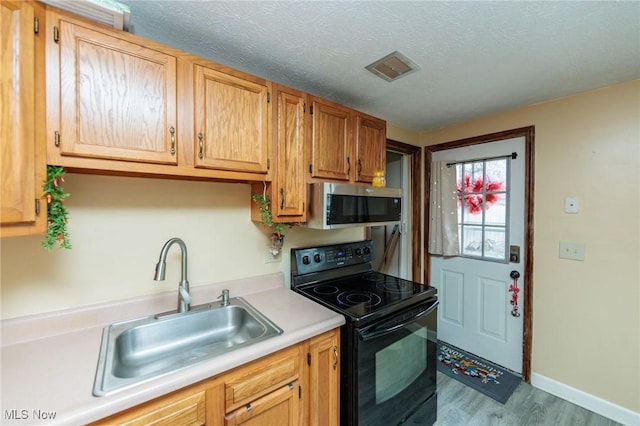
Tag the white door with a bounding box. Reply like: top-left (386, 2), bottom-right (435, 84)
top-left (430, 137), bottom-right (525, 373)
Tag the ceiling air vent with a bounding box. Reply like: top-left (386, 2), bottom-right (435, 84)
top-left (41, 0), bottom-right (131, 31)
top-left (365, 51), bottom-right (419, 82)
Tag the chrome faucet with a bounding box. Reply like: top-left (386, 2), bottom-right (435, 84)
top-left (153, 237), bottom-right (191, 313)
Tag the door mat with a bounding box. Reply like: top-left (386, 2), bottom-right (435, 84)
top-left (437, 341), bottom-right (521, 404)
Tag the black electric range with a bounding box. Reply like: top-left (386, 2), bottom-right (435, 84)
top-left (291, 240), bottom-right (438, 426)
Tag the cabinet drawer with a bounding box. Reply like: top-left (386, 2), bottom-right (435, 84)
top-left (225, 381), bottom-right (299, 426)
top-left (224, 346), bottom-right (299, 413)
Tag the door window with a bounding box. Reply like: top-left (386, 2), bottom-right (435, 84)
top-left (456, 158), bottom-right (510, 262)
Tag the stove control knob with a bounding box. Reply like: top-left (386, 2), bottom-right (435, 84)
top-left (355, 248), bottom-right (362, 256)
top-left (302, 255), bottom-right (310, 265)
top-left (363, 247), bottom-right (371, 255)
top-left (314, 253), bottom-right (322, 263)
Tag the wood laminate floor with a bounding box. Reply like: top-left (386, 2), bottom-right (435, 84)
top-left (434, 372), bottom-right (622, 426)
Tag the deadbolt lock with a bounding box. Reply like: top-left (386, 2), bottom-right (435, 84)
top-left (509, 245), bottom-right (520, 263)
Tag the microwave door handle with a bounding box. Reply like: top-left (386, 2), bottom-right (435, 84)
top-left (359, 301), bottom-right (438, 342)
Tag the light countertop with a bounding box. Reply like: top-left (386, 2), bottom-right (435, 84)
top-left (0, 272), bottom-right (344, 425)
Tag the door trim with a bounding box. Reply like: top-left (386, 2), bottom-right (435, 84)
top-left (386, 139), bottom-right (422, 283)
top-left (423, 126), bottom-right (535, 382)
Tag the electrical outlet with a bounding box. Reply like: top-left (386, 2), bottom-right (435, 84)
top-left (265, 251), bottom-right (281, 263)
top-left (559, 241), bottom-right (585, 261)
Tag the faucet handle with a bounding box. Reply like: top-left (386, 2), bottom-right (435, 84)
top-left (179, 286), bottom-right (192, 305)
top-left (218, 289), bottom-right (230, 306)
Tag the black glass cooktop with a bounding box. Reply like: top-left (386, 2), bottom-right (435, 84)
top-left (295, 271), bottom-right (436, 324)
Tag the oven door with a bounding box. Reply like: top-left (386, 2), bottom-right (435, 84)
top-left (355, 298), bottom-right (438, 425)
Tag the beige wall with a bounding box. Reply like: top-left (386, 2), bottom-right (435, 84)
top-left (387, 122), bottom-right (421, 145)
top-left (0, 176), bottom-right (364, 319)
top-left (421, 80), bottom-right (640, 413)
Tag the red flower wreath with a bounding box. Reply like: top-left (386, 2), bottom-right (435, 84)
top-left (457, 175), bottom-right (503, 214)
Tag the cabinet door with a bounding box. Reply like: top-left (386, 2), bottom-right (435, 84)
top-left (307, 329), bottom-right (340, 426)
top-left (274, 85), bottom-right (306, 220)
top-left (308, 97), bottom-right (351, 181)
top-left (1, 0), bottom-right (46, 236)
top-left (91, 389), bottom-right (206, 426)
top-left (194, 65), bottom-right (269, 173)
top-left (226, 382), bottom-right (299, 426)
top-left (354, 113), bottom-right (386, 184)
top-left (57, 20), bottom-right (178, 164)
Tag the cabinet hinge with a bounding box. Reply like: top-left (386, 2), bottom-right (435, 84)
top-left (267, 92), bottom-right (271, 103)
top-left (308, 164), bottom-right (312, 174)
top-left (309, 105), bottom-right (314, 115)
top-left (54, 131), bottom-right (60, 147)
top-left (307, 353), bottom-right (311, 366)
top-left (34, 17), bottom-right (39, 34)
top-left (53, 25), bottom-right (59, 43)
top-left (35, 199), bottom-right (40, 216)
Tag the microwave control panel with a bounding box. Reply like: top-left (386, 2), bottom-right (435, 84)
top-left (291, 240), bottom-right (374, 276)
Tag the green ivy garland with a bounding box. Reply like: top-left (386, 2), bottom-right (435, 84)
top-left (42, 166), bottom-right (71, 250)
top-left (251, 193), bottom-right (286, 237)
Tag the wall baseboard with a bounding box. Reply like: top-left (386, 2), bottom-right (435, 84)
top-left (531, 373), bottom-right (640, 426)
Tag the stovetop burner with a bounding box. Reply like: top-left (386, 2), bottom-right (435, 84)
top-left (313, 285), bottom-right (339, 295)
top-left (337, 290), bottom-right (382, 308)
top-left (362, 271), bottom-right (385, 282)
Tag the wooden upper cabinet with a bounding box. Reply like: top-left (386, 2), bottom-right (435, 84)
top-left (308, 95), bottom-right (387, 184)
top-left (56, 18), bottom-right (178, 165)
top-left (354, 112), bottom-right (386, 184)
top-left (308, 96), bottom-right (351, 181)
top-left (1, 0), bottom-right (46, 237)
top-left (273, 84), bottom-right (306, 220)
top-left (193, 65), bottom-right (270, 173)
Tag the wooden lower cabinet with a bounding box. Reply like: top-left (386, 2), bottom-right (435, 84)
top-left (93, 329), bottom-right (339, 426)
top-left (305, 329), bottom-right (340, 426)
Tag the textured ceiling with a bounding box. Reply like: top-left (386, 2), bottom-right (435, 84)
top-left (117, 1), bottom-right (640, 132)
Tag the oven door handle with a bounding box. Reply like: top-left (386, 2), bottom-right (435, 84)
top-left (358, 300), bottom-right (438, 341)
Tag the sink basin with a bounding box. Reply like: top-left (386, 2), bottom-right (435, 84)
top-left (93, 297), bottom-right (282, 396)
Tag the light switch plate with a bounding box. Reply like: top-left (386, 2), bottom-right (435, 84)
top-left (559, 241), bottom-right (585, 261)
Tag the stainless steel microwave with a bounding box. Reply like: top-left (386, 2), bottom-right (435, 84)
top-left (305, 182), bottom-right (402, 229)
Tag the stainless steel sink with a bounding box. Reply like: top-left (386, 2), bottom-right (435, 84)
top-left (93, 297), bottom-right (282, 396)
